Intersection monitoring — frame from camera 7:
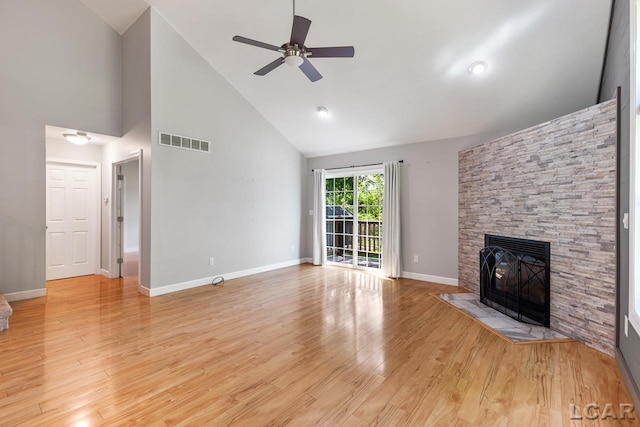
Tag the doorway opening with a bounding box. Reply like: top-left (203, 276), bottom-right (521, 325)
top-left (325, 168), bottom-right (384, 269)
top-left (112, 158), bottom-right (141, 280)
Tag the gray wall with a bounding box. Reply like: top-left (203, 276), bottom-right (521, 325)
top-left (45, 137), bottom-right (104, 164)
top-left (100, 9), bottom-right (152, 284)
top-left (599, 0), bottom-right (640, 394)
top-left (123, 160), bottom-right (140, 252)
top-left (0, 0), bottom-right (121, 295)
top-left (148, 11), bottom-right (305, 288)
top-left (305, 130), bottom-right (511, 281)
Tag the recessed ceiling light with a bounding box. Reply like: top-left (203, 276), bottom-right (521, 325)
top-left (63, 131), bottom-right (91, 145)
top-left (468, 61), bottom-right (488, 75)
top-left (317, 106), bottom-right (330, 118)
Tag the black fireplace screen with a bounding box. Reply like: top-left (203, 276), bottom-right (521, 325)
top-left (480, 234), bottom-right (550, 327)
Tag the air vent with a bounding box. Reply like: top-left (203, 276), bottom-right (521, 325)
top-left (158, 132), bottom-right (210, 153)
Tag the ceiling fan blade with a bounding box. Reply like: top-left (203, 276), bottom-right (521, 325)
top-left (254, 57), bottom-right (285, 76)
top-left (299, 57), bottom-right (322, 82)
top-left (290, 15), bottom-right (312, 46)
top-left (307, 46), bottom-right (355, 58)
top-left (232, 35), bottom-right (281, 52)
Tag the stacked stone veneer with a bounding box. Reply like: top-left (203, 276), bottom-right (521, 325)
top-left (458, 99), bottom-right (617, 355)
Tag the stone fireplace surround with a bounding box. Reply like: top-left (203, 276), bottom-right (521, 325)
top-left (458, 99), bottom-right (617, 355)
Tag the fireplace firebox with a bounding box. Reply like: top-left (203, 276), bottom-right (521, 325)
top-left (480, 234), bottom-right (550, 327)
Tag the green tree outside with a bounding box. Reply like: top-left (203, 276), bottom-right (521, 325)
top-left (325, 174), bottom-right (383, 220)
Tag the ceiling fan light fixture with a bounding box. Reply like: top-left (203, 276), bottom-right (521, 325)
top-left (284, 49), bottom-right (304, 67)
top-left (63, 131), bottom-right (91, 145)
top-left (468, 61), bottom-right (488, 75)
top-left (317, 106), bottom-right (329, 118)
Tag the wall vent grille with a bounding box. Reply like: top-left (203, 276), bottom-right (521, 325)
top-left (158, 132), bottom-right (210, 153)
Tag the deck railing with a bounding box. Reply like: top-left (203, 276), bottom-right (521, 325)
top-left (327, 220), bottom-right (382, 252)
top-left (357, 220), bottom-right (381, 254)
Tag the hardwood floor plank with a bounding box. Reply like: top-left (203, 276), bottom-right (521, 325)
top-left (317, 372), bottom-right (386, 426)
top-left (0, 399), bottom-right (42, 426)
top-left (369, 403), bottom-right (407, 426)
top-left (340, 414), bottom-right (369, 427)
top-left (0, 266), bottom-right (633, 426)
top-left (225, 384), bottom-right (317, 426)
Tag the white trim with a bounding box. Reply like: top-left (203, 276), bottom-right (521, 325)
top-left (137, 285), bottom-right (151, 297)
top-left (139, 258), bottom-right (308, 297)
top-left (46, 158), bottom-right (101, 167)
top-left (124, 247), bottom-right (139, 253)
top-left (45, 159), bottom-right (102, 278)
top-left (100, 268), bottom-right (110, 277)
top-left (4, 288), bottom-right (47, 302)
top-left (401, 271), bottom-right (458, 287)
top-left (301, 257), bottom-right (312, 264)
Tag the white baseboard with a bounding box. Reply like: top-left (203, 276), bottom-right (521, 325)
top-left (223, 258), bottom-right (307, 281)
top-left (301, 257), bottom-right (313, 264)
top-left (101, 268), bottom-right (119, 279)
top-left (402, 271), bottom-right (458, 286)
top-left (4, 288), bottom-right (47, 302)
top-left (139, 258), bottom-right (309, 297)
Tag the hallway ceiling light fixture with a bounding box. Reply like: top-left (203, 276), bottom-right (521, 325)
top-left (63, 131), bottom-right (91, 145)
top-left (468, 60), bottom-right (488, 75)
top-left (317, 106), bottom-right (330, 118)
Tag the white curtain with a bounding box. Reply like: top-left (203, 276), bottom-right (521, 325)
top-left (312, 169), bottom-right (327, 266)
top-left (382, 161), bottom-right (401, 278)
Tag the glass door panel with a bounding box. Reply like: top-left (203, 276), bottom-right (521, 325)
top-left (326, 176), bottom-right (354, 265)
top-left (357, 174), bottom-right (383, 268)
top-left (325, 173), bottom-right (383, 269)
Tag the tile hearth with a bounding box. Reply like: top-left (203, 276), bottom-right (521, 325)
top-left (436, 293), bottom-right (572, 343)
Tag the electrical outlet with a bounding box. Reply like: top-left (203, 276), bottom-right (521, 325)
top-left (309, 210), bottom-right (314, 216)
top-left (413, 255), bottom-right (419, 263)
top-left (291, 245), bottom-right (295, 253)
top-left (625, 315), bottom-right (629, 337)
top-left (209, 257), bottom-right (214, 266)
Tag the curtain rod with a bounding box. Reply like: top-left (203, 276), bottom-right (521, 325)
top-left (311, 160), bottom-right (403, 172)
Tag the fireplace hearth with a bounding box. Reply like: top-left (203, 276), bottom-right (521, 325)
top-left (479, 234), bottom-right (550, 327)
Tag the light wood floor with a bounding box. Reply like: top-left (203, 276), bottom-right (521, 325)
top-left (0, 265), bottom-right (635, 426)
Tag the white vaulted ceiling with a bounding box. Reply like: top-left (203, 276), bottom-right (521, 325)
top-left (81, 0), bottom-right (612, 157)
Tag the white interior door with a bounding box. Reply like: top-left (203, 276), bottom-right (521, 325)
top-left (46, 162), bottom-right (98, 280)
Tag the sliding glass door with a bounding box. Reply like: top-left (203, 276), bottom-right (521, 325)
top-left (325, 169), bottom-right (384, 269)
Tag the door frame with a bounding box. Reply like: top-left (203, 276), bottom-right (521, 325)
top-left (45, 158), bottom-right (102, 280)
top-left (109, 150), bottom-right (142, 284)
top-left (325, 165), bottom-right (384, 271)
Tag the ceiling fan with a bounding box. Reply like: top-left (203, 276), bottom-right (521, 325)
top-left (232, 3), bottom-right (355, 82)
